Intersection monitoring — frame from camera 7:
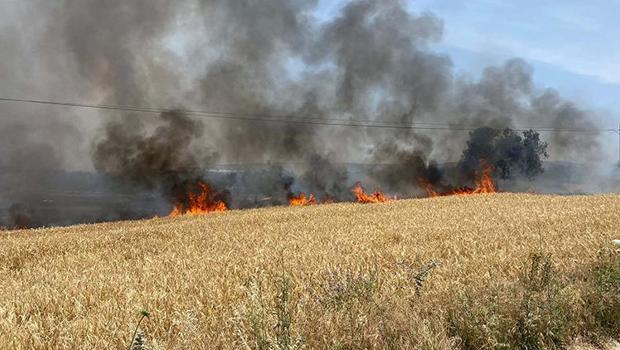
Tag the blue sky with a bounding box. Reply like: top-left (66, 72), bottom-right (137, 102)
top-left (318, 0), bottom-right (620, 123)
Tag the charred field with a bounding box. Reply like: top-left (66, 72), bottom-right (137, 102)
top-left (0, 193), bottom-right (618, 349)
top-left (1, 160), bottom-right (612, 230)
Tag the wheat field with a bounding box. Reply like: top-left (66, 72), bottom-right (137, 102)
top-left (0, 194), bottom-right (618, 349)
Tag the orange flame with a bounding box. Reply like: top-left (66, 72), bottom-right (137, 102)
top-left (169, 181), bottom-right (227, 217)
top-left (472, 163), bottom-right (497, 194)
top-left (352, 182), bottom-right (390, 203)
top-left (424, 161), bottom-right (497, 197)
top-left (423, 183), bottom-right (440, 197)
top-left (289, 193), bottom-right (316, 206)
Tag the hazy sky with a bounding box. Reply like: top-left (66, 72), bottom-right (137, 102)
top-left (320, 0), bottom-right (620, 120)
top-left (1, 0), bottom-right (618, 167)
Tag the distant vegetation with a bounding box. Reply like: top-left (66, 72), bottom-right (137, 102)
top-left (0, 194), bottom-right (618, 349)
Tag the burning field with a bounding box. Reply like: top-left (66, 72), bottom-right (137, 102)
top-left (0, 0), bottom-right (615, 230)
top-left (0, 194), bottom-right (618, 349)
top-left (0, 0), bottom-right (619, 347)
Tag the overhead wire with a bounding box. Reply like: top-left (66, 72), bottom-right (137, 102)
top-left (0, 96), bottom-right (615, 133)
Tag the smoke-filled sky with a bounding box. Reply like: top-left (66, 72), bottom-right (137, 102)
top-left (1, 0), bottom-right (616, 166)
top-left (1, 0), bottom-right (618, 228)
top-left (319, 0), bottom-right (620, 150)
top-left (0, 0), bottom-right (615, 174)
top-left (411, 0), bottom-right (620, 125)
top-left (343, 0), bottom-right (620, 162)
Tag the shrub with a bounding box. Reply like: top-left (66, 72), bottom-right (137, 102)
top-left (449, 253), bottom-right (575, 350)
top-left (448, 288), bottom-right (513, 350)
top-left (584, 248), bottom-right (620, 339)
top-left (232, 276), bottom-right (305, 350)
top-left (514, 252), bottom-right (571, 349)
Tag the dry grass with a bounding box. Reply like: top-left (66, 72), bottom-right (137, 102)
top-left (0, 193), bottom-right (618, 349)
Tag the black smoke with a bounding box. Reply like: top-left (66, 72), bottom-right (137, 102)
top-left (92, 110), bottom-right (220, 208)
top-left (0, 0), bottom-right (610, 228)
top-left (6, 204), bottom-right (32, 229)
top-left (298, 154), bottom-right (350, 201)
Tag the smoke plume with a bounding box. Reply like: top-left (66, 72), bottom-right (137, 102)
top-left (0, 0), bottom-right (610, 228)
top-left (92, 109), bottom-right (224, 212)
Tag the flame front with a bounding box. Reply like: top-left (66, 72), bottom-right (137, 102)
top-left (289, 193), bottom-right (316, 206)
top-left (169, 181), bottom-right (227, 217)
top-left (472, 164), bottom-right (497, 194)
top-left (424, 161), bottom-right (497, 197)
top-left (352, 182), bottom-right (390, 203)
top-left (167, 163), bottom-right (497, 216)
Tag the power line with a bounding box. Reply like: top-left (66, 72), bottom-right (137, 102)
top-left (0, 96), bottom-right (615, 133)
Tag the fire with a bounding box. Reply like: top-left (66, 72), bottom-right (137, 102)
top-left (168, 181), bottom-right (227, 217)
top-left (424, 161), bottom-right (497, 197)
top-left (470, 163), bottom-right (497, 194)
top-left (352, 182), bottom-right (390, 203)
top-left (289, 193), bottom-right (316, 206)
top-left (423, 183), bottom-right (440, 197)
